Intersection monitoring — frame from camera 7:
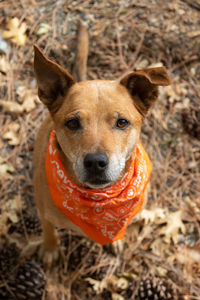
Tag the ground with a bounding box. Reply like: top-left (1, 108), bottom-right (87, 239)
top-left (0, 0), bottom-right (200, 299)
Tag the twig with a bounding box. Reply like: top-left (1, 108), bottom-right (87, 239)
top-left (73, 291), bottom-right (81, 300)
top-left (129, 30), bottom-right (146, 70)
top-left (181, 0), bottom-right (200, 10)
top-left (115, 18), bottom-right (129, 69)
top-left (171, 55), bottom-right (199, 72)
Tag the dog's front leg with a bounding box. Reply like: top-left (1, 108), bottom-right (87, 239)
top-left (22, 216), bottom-right (59, 268)
top-left (38, 216), bottom-right (59, 268)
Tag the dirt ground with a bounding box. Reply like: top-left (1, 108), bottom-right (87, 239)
top-left (0, 0), bottom-right (200, 299)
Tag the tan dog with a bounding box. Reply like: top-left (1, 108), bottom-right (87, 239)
top-left (33, 25), bottom-right (171, 266)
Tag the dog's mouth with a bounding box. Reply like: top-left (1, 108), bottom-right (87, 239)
top-left (74, 153), bottom-right (125, 190)
top-left (84, 177), bottom-right (112, 189)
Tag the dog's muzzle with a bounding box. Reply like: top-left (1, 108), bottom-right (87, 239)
top-left (83, 152), bottom-right (110, 185)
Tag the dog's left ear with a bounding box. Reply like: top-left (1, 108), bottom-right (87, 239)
top-left (120, 67), bottom-right (171, 116)
top-left (34, 45), bottom-right (75, 114)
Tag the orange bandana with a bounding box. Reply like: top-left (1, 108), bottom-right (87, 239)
top-left (45, 131), bottom-right (152, 245)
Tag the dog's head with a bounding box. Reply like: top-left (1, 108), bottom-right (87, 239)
top-left (34, 46), bottom-right (171, 189)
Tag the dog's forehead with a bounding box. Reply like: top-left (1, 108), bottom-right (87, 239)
top-left (68, 80), bottom-right (122, 100)
top-left (65, 80), bottom-right (137, 113)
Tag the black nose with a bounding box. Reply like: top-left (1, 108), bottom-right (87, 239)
top-left (84, 152), bottom-right (109, 173)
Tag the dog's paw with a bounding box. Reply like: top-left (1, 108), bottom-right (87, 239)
top-left (22, 239), bottom-right (59, 269)
top-left (38, 244), bottom-right (59, 269)
top-left (112, 239), bottom-right (124, 256)
top-left (103, 239), bottom-right (125, 256)
top-left (21, 239), bottom-right (43, 257)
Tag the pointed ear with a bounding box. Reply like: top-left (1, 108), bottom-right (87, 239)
top-left (33, 45), bottom-right (75, 113)
top-left (120, 67), bottom-right (171, 116)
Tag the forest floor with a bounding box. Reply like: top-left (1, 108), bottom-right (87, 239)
top-left (0, 0), bottom-right (200, 299)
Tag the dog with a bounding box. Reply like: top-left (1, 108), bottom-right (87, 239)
top-left (32, 24), bottom-right (171, 267)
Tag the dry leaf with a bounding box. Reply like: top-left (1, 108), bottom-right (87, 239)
top-left (149, 62), bottom-right (164, 68)
top-left (166, 81), bottom-right (188, 104)
top-left (85, 278), bottom-right (105, 294)
top-left (174, 97), bottom-right (190, 110)
top-left (17, 86), bottom-right (39, 112)
top-left (187, 30), bottom-right (200, 38)
top-left (140, 208), bottom-right (167, 225)
top-left (135, 59), bottom-right (149, 70)
top-left (37, 23), bottom-right (51, 35)
top-left (159, 211), bottom-right (185, 244)
top-left (0, 100), bottom-right (23, 115)
top-left (169, 246), bottom-right (200, 283)
top-left (2, 122), bottom-right (20, 146)
top-left (0, 214), bottom-right (9, 235)
top-left (115, 278), bottom-right (129, 290)
top-left (156, 266), bottom-right (167, 277)
top-left (23, 96), bottom-right (37, 112)
top-left (112, 293), bottom-right (124, 300)
top-left (185, 197), bottom-right (200, 215)
top-left (1, 87), bottom-right (39, 115)
top-left (45, 281), bottom-right (68, 300)
top-left (0, 196), bottom-right (23, 234)
top-left (0, 35), bottom-right (9, 53)
top-left (151, 238), bottom-right (170, 257)
top-left (0, 55), bottom-right (9, 73)
top-left (0, 162), bottom-right (15, 179)
top-left (107, 275), bottom-right (129, 291)
top-left (8, 122), bottom-right (20, 131)
top-left (175, 246), bottom-right (200, 264)
top-left (3, 131), bottom-right (20, 146)
top-left (3, 17), bottom-right (27, 46)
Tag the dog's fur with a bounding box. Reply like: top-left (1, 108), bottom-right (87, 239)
top-left (33, 25), bottom-right (171, 266)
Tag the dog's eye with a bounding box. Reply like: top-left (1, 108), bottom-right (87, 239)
top-left (65, 118), bottom-right (81, 130)
top-left (116, 119), bottom-right (130, 129)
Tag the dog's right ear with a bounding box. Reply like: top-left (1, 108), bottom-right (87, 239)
top-left (34, 45), bottom-right (75, 113)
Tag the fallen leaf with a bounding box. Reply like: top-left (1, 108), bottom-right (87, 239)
top-left (169, 246), bottom-right (200, 283)
top-left (0, 55), bottom-right (9, 74)
top-left (140, 208), bottom-right (168, 225)
top-left (8, 122), bottom-right (20, 131)
top-left (0, 100), bottom-right (23, 115)
top-left (165, 81), bottom-right (188, 104)
top-left (159, 211), bottom-right (185, 244)
top-left (3, 131), bottom-right (20, 146)
top-left (156, 266), bottom-right (168, 277)
top-left (37, 23), bottom-right (51, 35)
top-left (175, 246), bottom-right (200, 264)
top-left (3, 17), bottom-right (27, 46)
top-left (174, 97), bottom-right (190, 110)
top-left (135, 59), bottom-right (149, 70)
top-left (85, 278), bottom-right (105, 294)
top-left (0, 196), bottom-right (23, 234)
top-left (185, 197), bottom-right (200, 216)
top-left (149, 62), bottom-right (164, 68)
top-left (115, 278), bottom-right (129, 290)
top-left (151, 238), bottom-right (170, 257)
top-left (0, 35), bottom-right (9, 53)
top-left (0, 163), bottom-right (15, 179)
top-left (17, 86), bottom-right (39, 112)
top-left (23, 96), bottom-right (37, 112)
top-left (187, 30), bottom-right (200, 38)
top-left (2, 122), bottom-right (20, 146)
top-left (112, 293), bottom-right (124, 300)
top-left (107, 275), bottom-right (129, 291)
top-left (0, 214), bottom-right (9, 235)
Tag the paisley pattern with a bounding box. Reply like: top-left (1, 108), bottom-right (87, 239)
top-left (45, 131), bottom-right (152, 245)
